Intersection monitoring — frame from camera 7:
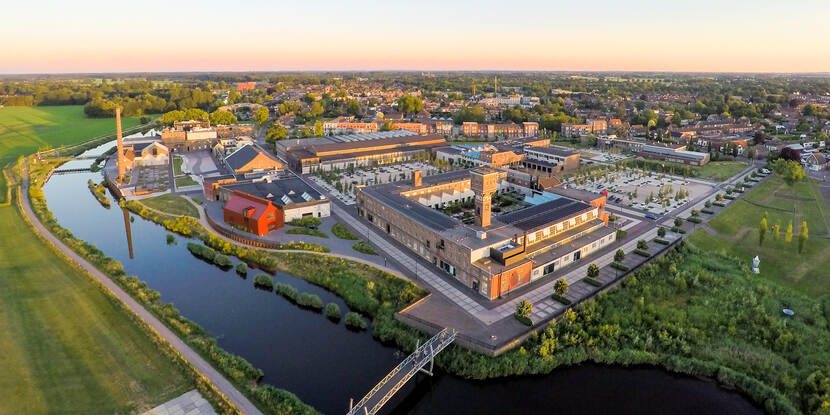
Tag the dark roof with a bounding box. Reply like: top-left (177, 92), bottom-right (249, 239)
top-left (361, 185), bottom-right (457, 231)
top-left (498, 197), bottom-right (592, 232)
top-left (224, 177), bottom-right (323, 206)
top-left (225, 145), bottom-right (261, 171)
top-left (131, 142), bottom-right (153, 152)
top-left (307, 134), bottom-right (444, 155)
top-left (525, 146), bottom-right (576, 158)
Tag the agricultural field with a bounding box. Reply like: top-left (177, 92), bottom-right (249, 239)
top-left (689, 175), bottom-right (830, 298)
top-left (0, 106), bottom-right (144, 200)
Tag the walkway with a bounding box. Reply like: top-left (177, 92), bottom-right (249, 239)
top-left (19, 163), bottom-right (262, 415)
top-left (142, 390), bottom-right (217, 415)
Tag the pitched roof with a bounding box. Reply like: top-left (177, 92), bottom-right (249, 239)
top-left (225, 144), bottom-right (262, 171)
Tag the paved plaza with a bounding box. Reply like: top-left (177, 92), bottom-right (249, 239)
top-left (141, 390), bottom-right (216, 415)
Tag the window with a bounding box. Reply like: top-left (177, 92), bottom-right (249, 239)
top-left (573, 251), bottom-right (581, 261)
top-left (426, 240), bottom-right (430, 249)
top-left (543, 263), bottom-right (555, 275)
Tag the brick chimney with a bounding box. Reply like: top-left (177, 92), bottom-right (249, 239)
top-left (413, 170), bottom-right (422, 187)
top-left (116, 107), bottom-right (125, 182)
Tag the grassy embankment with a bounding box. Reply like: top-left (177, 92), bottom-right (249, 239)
top-left (0, 106), bottom-right (142, 202)
top-left (0, 106), bottom-right (200, 413)
top-left (141, 194), bottom-right (200, 218)
top-left (689, 175), bottom-right (830, 297)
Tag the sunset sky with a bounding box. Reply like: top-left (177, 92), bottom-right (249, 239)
top-left (3, 0), bottom-right (830, 74)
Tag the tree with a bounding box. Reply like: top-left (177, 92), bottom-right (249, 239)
top-left (674, 217), bottom-right (683, 227)
top-left (397, 94), bottom-right (423, 115)
top-left (313, 120), bottom-right (324, 137)
top-left (183, 108), bottom-right (208, 121)
top-left (515, 299), bottom-right (532, 319)
top-left (265, 123), bottom-right (287, 141)
top-left (253, 106), bottom-right (270, 125)
top-left (759, 216), bottom-right (768, 245)
top-left (798, 221), bottom-right (809, 254)
top-left (160, 110), bottom-right (185, 125)
top-left (210, 109), bottom-right (237, 125)
top-left (773, 223), bottom-right (781, 241)
top-left (614, 249), bottom-right (625, 262)
top-left (587, 264), bottom-right (600, 279)
top-left (345, 99), bottom-right (361, 117)
top-left (637, 239), bottom-right (648, 250)
top-left (554, 278), bottom-right (569, 297)
top-left (453, 105), bottom-right (486, 124)
top-left (657, 227), bottom-right (666, 237)
top-left (770, 158), bottom-right (805, 187)
top-left (785, 221), bottom-right (793, 243)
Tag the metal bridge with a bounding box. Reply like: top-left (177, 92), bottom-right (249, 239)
top-left (52, 167), bottom-right (93, 174)
top-left (347, 328), bottom-right (457, 415)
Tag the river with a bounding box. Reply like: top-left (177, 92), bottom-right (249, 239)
top-left (42, 169), bottom-right (763, 415)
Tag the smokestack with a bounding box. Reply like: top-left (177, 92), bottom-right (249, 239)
top-left (471, 168), bottom-right (499, 228)
top-left (413, 170), bottom-right (422, 187)
top-left (116, 107), bottom-right (125, 182)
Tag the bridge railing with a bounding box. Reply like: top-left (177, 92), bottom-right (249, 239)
top-left (347, 328), bottom-right (456, 415)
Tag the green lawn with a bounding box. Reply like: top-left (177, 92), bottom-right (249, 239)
top-left (173, 156), bottom-right (184, 176)
top-left (140, 194), bottom-right (200, 218)
top-left (174, 175), bottom-right (199, 187)
top-left (696, 161), bottom-right (748, 182)
top-left (0, 106), bottom-right (143, 200)
top-left (689, 175), bottom-right (830, 298)
top-left (286, 227), bottom-right (329, 238)
top-left (0, 197), bottom-right (192, 413)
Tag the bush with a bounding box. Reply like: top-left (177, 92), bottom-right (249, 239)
top-left (235, 262), bottom-right (247, 276)
top-left (551, 294), bottom-right (571, 305)
top-left (701, 209), bottom-right (714, 214)
top-left (515, 314), bottom-right (532, 326)
top-left (214, 254), bottom-right (232, 268)
top-left (587, 263), bottom-right (600, 279)
top-left (275, 283), bottom-right (299, 302)
top-left (671, 226), bottom-right (687, 234)
top-left (515, 299), bottom-right (533, 318)
top-left (634, 249), bottom-right (650, 257)
top-left (657, 227), bottom-right (666, 237)
top-left (344, 312), bottom-right (367, 330)
top-left (332, 223), bottom-right (358, 240)
top-left (288, 217), bottom-right (322, 227)
top-left (614, 249), bottom-right (626, 262)
top-left (654, 238), bottom-right (670, 245)
top-left (187, 242), bottom-right (216, 262)
top-left (297, 293), bottom-right (323, 310)
top-left (583, 277), bottom-right (602, 287)
top-left (724, 195), bottom-right (736, 200)
top-left (166, 234), bottom-right (176, 244)
top-left (687, 216), bottom-right (702, 224)
top-left (325, 303), bottom-right (341, 321)
top-left (610, 262), bottom-right (629, 271)
top-left (352, 240), bottom-right (377, 255)
top-left (637, 239), bottom-right (648, 250)
top-left (286, 227), bottom-right (329, 238)
top-left (674, 217), bottom-right (684, 227)
top-left (713, 201), bottom-right (727, 207)
top-left (253, 274), bottom-right (274, 290)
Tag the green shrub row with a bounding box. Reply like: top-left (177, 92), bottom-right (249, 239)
top-left (344, 312), bottom-right (368, 330)
top-left (254, 274), bottom-right (274, 290)
top-left (686, 217), bottom-right (702, 224)
top-left (610, 262), bottom-right (629, 271)
top-left (551, 294), bottom-right (571, 305)
top-left (286, 227), bottom-right (329, 238)
top-left (583, 277), bottom-right (603, 287)
top-left (331, 223), bottom-right (358, 240)
top-left (275, 283), bottom-right (299, 302)
top-left (352, 240), bottom-right (377, 255)
top-left (297, 293), bottom-right (323, 310)
top-left (287, 217), bottom-right (321, 227)
top-left (654, 239), bottom-right (670, 245)
top-left (671, 227), bottom-right (687, 234)
top-left (515, 314), bottom-right (532, 326)
top-left (713, 201), bottom-right (727, 207)
top-left (701, 209), bottom-right (714, 214)
top-left (634, 249), bottom-right (650, 257)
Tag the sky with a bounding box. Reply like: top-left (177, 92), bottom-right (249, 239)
top-left (3, 0), bottom-right (830, 74)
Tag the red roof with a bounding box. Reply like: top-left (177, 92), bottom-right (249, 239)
top-left (224, 191), bottom-right (272, 220)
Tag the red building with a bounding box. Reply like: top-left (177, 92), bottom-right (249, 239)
top-left (223, 191), bottom-right (282, 235)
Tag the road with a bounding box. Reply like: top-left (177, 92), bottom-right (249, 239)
top-left (20, 163), bottom-right (262, 415)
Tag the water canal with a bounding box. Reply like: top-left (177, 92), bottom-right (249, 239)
top-left (42, 167), bottom-right (763, 415)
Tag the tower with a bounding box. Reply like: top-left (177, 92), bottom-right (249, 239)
top-left (471, 168), bottom-right (500, 228)
top-left (116, 107), bottom-right (125, 182)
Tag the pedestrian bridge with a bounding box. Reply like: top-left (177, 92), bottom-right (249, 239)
top-left (347, 328), bottom-right (457, 415)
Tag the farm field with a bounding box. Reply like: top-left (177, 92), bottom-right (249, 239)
top-left (689, 175), bottom-right (830, 298)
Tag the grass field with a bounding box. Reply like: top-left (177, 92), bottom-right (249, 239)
top-left (140, 194), bottom-right (200, 218)
top-left (0, 106), bottom-right (143, 200)
top-left (175, 175), bottom-right (199, 187)
top-left (689, 175), bottom-right (830, 298)
top-left (696, 161), bottom-right (748, 182)
top-left (0, 194), bottom-right (192, 413)
top-left (173, 156), bottom-right (184, 176)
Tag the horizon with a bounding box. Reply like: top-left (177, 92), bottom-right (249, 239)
top-left (5, 0), bottom-right (830, 74)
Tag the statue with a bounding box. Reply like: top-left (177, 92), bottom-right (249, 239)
top-left (752, 255), bottom-right (760, 274)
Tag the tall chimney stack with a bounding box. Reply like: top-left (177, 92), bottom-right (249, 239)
top-left (116, 107), bottom-right (125, 182)
top-left (471, 168), bottom-right (499, 228)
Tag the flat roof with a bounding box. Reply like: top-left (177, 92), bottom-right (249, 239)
top-left (497, 197), bottom-right (593, 232)
top-left (224, 177), bottom-right (324, 206)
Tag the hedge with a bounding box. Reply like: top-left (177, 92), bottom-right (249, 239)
top-left (701, 209), bottom-right (714, 214)
top-left (253, 274), bottom-right (274, 290)
top-left (274, 283), bottom-right (299, 303)
top-left (344, 312), bottom-right (367, 330)
top-left (515, 314), bottom-right (532, 326)
top-left (297, 293), bottom-right (323, 311)
top-left (610, 262), bottom-right (629, 271)
top-left (583, 277), bottom-right (603, 287)
top-left (331, 223), bottom-right (358, 240)
top-left (551, 294), bottom-right (571, 305)
top-left (654, 239), bottom-right (670, 245)
top-left (634, 249), bottom-right (650, 257)
top-left (686, 217), bottom-right (702, 224)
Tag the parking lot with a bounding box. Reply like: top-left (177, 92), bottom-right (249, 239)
top-left (308, 161), bottom-right (447, 205)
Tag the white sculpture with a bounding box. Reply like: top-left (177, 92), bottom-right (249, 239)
top-left (752, 255), bottom-right (760, 274)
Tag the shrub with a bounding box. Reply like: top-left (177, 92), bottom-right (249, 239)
top-left (214, 254), bottom-right (233, 268)
top-left (286, 227), bottom-right (329, 238)
top-left (713, 201), bottom-right (726, 207)
top-left (674, 217), bottom-right (684, 227)
top-left (253, 274), bottom-right (274, 290)
top-left (332, 223), bottom-right (358, 240)
top-left (610, 262), bottom-right (629, 271)
top-left (325, 303), bottom-right (341, 321)
top-left (614, 249), bottom-right (625, 262)
top-left (187, 242), bottom-right (216, 262)
top-left (235, 262), bottom-right (248, 276)
top-left (701, 209), bottom-right (714, 214)
top-left (352, 240), bottom-right (377, 255)
top-left (515, 314), bottom-right (532, 326)
top-left (705, 200), bottom-right (712, 208)
top-left (657, 227), bottom-right (666, 237)
top-left (671, 226), bottom-right (687, 234)
top-left (166, 234), bottom-right (176, 244)
top-left (691, 209), bottom-right (699, 216)
top-left (587, 263), bottom-right (600, 279)
top-left (344, 312), bottom-right (367, 330)
top-left (634, 249), bottom-right (650, 257)
top-left (687, 217), bottom-right (702, 224)
top-left (637, 239), bottom-right (648, 250)
top-left (583, 277), bottom-right (602, 287)
top-left (554, 278), bottom-right (569, 297)
top-left (551, 294), bottom-right (571, 305)
top-left (724, 195), bottom-right (736, 200)
top-left (275, 283), bottom-right (299, 302)
top-left (654, 238), bottom-right (670, 245)
top-left (288, 217), bottom-right (321, 227)
top-left (297, 293), bottom-right (323, 310)
top-left (515, 299), bottom-right (532, 318)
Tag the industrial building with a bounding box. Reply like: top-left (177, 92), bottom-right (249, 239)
top-left (356, 167), bottom-right (615, 300)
